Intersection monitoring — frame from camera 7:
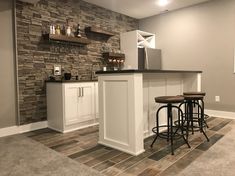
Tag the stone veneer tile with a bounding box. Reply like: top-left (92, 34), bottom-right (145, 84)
top-left (16, 0), bottom-right (138, 124)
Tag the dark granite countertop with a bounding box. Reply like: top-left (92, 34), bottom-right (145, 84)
top-left (96, 69), bottom-right (202, 74)
top-left (46, 79), bottom-right (98, 83)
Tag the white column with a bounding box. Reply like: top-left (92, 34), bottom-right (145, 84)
top-left (98, 73), bottom-right (145, 155)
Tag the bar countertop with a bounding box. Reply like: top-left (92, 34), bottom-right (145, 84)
top-left (96, 69), bottom-right (202, 74)
top-left (46, 79), bottom-right (97, 83)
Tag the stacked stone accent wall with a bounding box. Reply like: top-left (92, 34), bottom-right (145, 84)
top-left (16, 0), bottom-right (138, 124)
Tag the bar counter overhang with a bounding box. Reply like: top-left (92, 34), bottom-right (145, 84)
top-left (96, 69), bottom-right (202, 156)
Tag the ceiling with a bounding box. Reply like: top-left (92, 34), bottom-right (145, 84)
top-left (83, 0), bottom-right (212, 19)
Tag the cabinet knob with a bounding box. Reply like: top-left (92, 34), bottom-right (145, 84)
top-left (81, 87), bottom-right (84, 97)
top-left (78, 87), bottom-right (81, 97)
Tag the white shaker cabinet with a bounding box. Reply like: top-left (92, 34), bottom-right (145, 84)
top-left (64, 83), bottom-right (95, 125)
top-left (47, 81), bottom-right (98, 133)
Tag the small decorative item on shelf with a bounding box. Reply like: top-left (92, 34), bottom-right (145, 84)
top-left (42, 21), bottom-right (91, 45)
top-left (50, 24), bottom-right (55, 35)
top-left (76, 24), bottom-right (81, 38)
top-left (66, 26), bottom-right (72, 36)
top-left (61, 25), bottom-right (66, 35)
top-left (55, 25), bottom-right (61, 35)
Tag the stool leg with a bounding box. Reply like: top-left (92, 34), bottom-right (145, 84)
top-left (173, 108), bottom-right (181, 136)
top-left (151, 106), bottom-right (162, 147)
top-left (178, 108), bottom-right (191, 149)
top-left (151, 118), bottom-right (158, 147)
top-left (185, 103), bottom-right (189, 140)
top-left (167, 112), bottom-right (170, 142)
top-left (150, 134), bottom-right (158, 148)
top-left (201, 99), bottom-right (209, 128)
top-left (188, 100), bottom-right (194, 135)
top-left (168, 104), bottom-right (174, 155)
top-left (200, 101), bottom-right (210, 142)
top-left (197, 101), bottom-right (201, 128)
top-left (204, 115), bottom-right (209, 128)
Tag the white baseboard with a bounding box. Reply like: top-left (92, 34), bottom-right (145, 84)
top-left (205, 109), bottom-right (235, 119)
top-left (19, 121), bottom-right (48, 133)
top-left (0, 126), bottom-right (19, 138)
top-left (0, 121), bottom-right (48, 138)
top-left (62, 122), bottom-right (99, 133)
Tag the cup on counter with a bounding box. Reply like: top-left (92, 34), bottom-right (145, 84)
top-left (64, 73), bottom-right (71, 80)
top-left (103, 67), bottom-right (107, 71)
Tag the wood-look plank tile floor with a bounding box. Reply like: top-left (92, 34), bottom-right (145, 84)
top-left (25, 117), bottom-right (233, 176)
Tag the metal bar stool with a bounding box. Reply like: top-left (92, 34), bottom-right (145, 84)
top-left (151, 96), bottom-right (191, 155)
top-left (183, 92), bottom-right (209, 128)
top-left (182, 94), bottom-right (209, 141)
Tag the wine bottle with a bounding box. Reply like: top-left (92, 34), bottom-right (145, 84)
top-left (76, 24), bottom-right (81, 38)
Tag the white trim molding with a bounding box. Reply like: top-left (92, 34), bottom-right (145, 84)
top-left (233, 46), bottom-right (235, 73)
top-left (0, 121), bottom-right (48, 138)
top-left (205, 109), bottom-right (235, 119)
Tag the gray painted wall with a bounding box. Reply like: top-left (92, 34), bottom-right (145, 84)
top-left (140, 0), bottom-right (235, 112)
top-left (0, 0), bottom-right (17, 128)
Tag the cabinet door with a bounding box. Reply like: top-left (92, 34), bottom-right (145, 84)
top-left (77, 83), bottom-right (95, 122)
top-left (64, 85), bottom-right (80, 125)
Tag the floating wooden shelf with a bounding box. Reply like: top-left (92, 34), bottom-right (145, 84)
top-left (103, 52), bottom-right (125, 59)
top-left (42, 34), bottom-right (91, 45)
top-left (85, 26), bottom-right (117, 37)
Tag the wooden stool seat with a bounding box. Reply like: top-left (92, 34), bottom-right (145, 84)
top-left (183, 92), bottom-right (206, 96)
top-left (155, 96), bottom-right (184, 104)
top-left (183, 94), bottom-right (204, 100)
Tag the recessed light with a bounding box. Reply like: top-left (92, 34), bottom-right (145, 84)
top-left (157, 0), bottom-right (169, 6)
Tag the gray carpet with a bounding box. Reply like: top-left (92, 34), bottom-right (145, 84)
top-left (0, 135), bottom-right (104, 176)
top-left (177, 125), bottom-right (235, 176)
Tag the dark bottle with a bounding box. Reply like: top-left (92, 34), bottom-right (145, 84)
top-left (61, 25), bottom-right (66, 35)
top-left (76, 24), bottom-right (81, 38)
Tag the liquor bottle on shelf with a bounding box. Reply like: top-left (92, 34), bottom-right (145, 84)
top-left (66, 26), bottom-right (71, 36)
top-left (76, 24), bottom-right (81, 38)
top-left (50, 24), bottom-right (55, 35)
top-left (55, 25), bottom-right (61, 35)
top-left (61, 25), bottom-right (66, 35)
